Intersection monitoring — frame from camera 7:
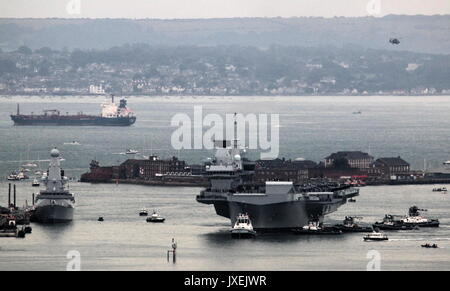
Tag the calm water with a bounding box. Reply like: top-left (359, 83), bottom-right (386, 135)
top-left (0, 95), bottom-right (450, 270)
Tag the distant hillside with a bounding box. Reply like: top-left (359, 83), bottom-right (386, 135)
top-left (0, 15), bottom-right (449, 54)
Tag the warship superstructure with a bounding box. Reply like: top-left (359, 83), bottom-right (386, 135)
top-left (31, 149), bottom-right (75, 223)
top-left (11, 95), bottom-right (136, 126)
top-left (196, 120), bottom-right (359, 231)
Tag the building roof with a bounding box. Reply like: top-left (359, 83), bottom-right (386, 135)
top-left (325, 151), bottom-right (373, 160)
top-left (375, 157), bottom-right (410, 167)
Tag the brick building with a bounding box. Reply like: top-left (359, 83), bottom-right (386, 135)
top-left (253, 158), bottom-right (317, 184)
top-left (325, 151), bottom-right (374, 169)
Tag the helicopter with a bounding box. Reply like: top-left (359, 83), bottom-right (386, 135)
top-left (389, 38), bottom-right (400, 45)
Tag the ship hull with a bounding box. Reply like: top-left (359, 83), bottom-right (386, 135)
top-left (32, 204), bottom-right (74, 223)
top-left (11, 115), bottom-right (136, 126)
top-left (209, 199), bottom-right (344, 230)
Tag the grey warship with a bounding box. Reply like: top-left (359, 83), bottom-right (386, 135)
top-left (196, 137), bottom-right (359, 231)
top-left (31, 148), bottom-right (75, 223)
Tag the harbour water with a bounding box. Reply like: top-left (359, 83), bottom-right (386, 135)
top-left (1, 95), bottom-right (450, 270)
top-left (0, 182), bottom-right (449, 271)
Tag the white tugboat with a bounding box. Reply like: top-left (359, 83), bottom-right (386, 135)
top-left (231, 213), bottom-right (256, 238)
top-left (400, 206), bottom-right (439, 227)
top-left (31, 148), bottom-right (75, 223)
top-left (363, 231), bottom-right (388, 241)
top-left (146, 210), bottom-right (165, 223)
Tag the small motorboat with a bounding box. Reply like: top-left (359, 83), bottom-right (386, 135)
top-left (32, 178), bottom-right (40, 187)
top-left (125, 149), bottom-right (139, 155)
top-left (139, 208), bottom-right (148, 216)
top-left (230, 213), bottom-right (256, 238)
top-left (98, 217), bottom-right (104, 222)
top-left (363, 231), bottom-right (388, 241)
top-left (146, 211), bottom-right (165, 223)
top-left (348, 198), bottom-right (356, 203)
top-left (421, 243), bottom-right (438, 249)
top-left (400, 206), bottom-right (440, 228)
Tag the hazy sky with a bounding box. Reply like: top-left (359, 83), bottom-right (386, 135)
top-left (0, 0), bottom-right (449, 18)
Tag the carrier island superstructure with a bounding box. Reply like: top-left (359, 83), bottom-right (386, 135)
top-left (196, 136), bottom-right (359, 231)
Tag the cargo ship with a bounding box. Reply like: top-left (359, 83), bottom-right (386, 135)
top-left (10, 95), bottom-right (136, 126)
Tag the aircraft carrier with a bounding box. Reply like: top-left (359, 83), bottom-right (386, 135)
top-left (31, 148), bottom-right (75, 223)
top-left (11, 96), bottom-right (136, 126)
top-left (196, 121), bottom-right (359, 230)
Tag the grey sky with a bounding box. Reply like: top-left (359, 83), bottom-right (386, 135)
top-left (0, 0), bottom-right (449, 18)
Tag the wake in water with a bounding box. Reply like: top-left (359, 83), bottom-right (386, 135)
top-left (389, 237), bottom-right (450, 242)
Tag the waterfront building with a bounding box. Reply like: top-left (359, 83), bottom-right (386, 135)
top-left (371, 157), bottom-right (410, 179)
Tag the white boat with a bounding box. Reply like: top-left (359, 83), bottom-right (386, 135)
top-left (31, 178), bottom-right (40, 187)
top-left (139, 208), bottom-right (148, 216)
top-left (126, 149), bottom-right (139, 155)
top-left (146, 211), bottom-right (165, 223)
top-left (231, 213), bottom-right (256, 238)
top-left (7, 173), bottom-right (20, 181)
top-left (64, 141), bottom-right (81, 145)
top-left (363, 231), bottom-right (388, 241)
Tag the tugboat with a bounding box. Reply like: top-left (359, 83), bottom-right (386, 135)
top-left (139, 208), bottom-right (148, 216)
top-left (146, 211), bottom-right (165, 223)
top-left (400, 206), bottom-right (439, 227)
top-left (293, 220), bottom-right (342, 235)
top-left (334, 216), bottom-right (373, 233)
top-left (230, 213), bottom-right (256, 238)
top-left (31, 178), bottom-right (40, 187)
top-left (421, 243), bottom-right (438, 248)
top-left (373, 214), bottom-right (417, 230)
top-left (363, 231), bottom-right (388, 241)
